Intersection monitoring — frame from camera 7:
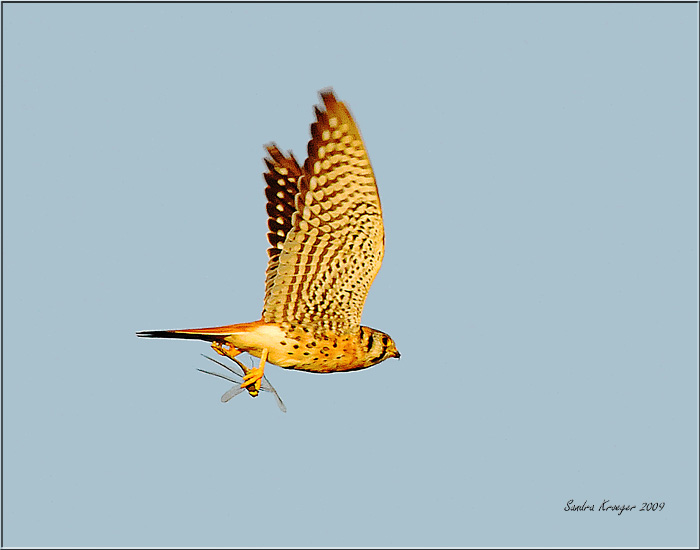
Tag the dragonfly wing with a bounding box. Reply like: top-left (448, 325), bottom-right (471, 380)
top-left (261, 375), bottom-right (287, 413)
top-left (201, 354), bottom-right (244, 377)
top-left (197, 368), bottom-right (240, 385)
top-left (198, 355), bottom-right (287, 411)
top-left (221, 385), bottom-right (246, 403)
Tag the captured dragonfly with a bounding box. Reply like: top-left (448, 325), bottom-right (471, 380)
top-left (198, 354), bottom-right (287, 413)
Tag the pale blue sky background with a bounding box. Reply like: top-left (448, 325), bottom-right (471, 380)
top-left (2, 2), bottom-right (698, 547)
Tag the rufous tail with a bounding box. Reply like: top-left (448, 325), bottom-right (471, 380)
top-left (136, 325), bottom-right (242, 342)
top-left (136, 320), bottom-right (265, 342)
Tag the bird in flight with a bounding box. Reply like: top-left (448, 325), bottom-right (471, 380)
top-left (137, 89), bottom-right (400, 401)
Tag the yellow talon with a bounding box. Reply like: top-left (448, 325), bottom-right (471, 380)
top-left (241, 367), bottom-right (264, 395)
top-left (212, 341), bottom-right (242, 361)
top-left (240, 348), bottom-right (268, 397)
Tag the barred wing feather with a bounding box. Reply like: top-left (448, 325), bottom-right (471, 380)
top-left (262, 90), bottom-right (385, 335)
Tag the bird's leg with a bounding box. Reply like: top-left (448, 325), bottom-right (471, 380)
top-left (211, 341), bottom-right (262, 398)
top-left (212, 341), bottom-right (242, 361)
top-left (241, 348), bottom-right (268, 397)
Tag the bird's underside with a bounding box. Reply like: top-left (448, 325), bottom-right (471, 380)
top-left (137, 319), bottom-right (398, 396)
top-left (137, 89), bottom-right (399, 401)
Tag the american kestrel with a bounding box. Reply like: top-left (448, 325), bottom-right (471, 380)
top-left (137, 89), bottom-right (400, 401)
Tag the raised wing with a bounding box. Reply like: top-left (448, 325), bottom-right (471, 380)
top-left (262, 145), bottom-right (303, 306)
top-left (262, 90), bottom-right (384, 334)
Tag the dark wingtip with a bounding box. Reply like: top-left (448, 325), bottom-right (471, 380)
top-left (319, 88), bottom-right (338, 110)
top-left (319, 86), bottom-right (335, 100)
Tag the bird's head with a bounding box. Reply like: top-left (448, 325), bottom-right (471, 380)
top-left (360, 326), bottom-right (401, 367)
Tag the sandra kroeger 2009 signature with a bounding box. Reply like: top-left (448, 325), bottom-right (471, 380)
top-left (564, 499), bottom-right (665, 515)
